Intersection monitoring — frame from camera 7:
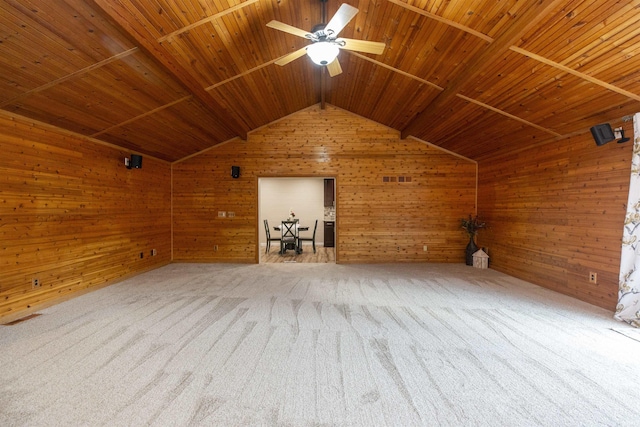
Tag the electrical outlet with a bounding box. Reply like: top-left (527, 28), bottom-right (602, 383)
top-left (227, 212), bottom-right (235, 218)
top-left (32, 278), bottom-right (40, 289)
top-left (151, 249), bottom-right (157, 256)
top-left (423, 245), bottom-right (428, 252)
top-left (589, 272), bottom-right (597, 284)
top-left (214, 245), bottom-right (218, 251)
top-left (218, 211), bottom-right (226, 217)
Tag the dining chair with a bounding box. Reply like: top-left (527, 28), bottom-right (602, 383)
top-left (280, 220), bottom-right (299, 254)
top-left (264, 219), bottom-right (281, 253)
top-left (298, 219), bottom-right (318, 253)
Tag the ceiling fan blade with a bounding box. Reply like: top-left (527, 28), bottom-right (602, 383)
top-left (326, 58), bottom-right (342, 77)
top-left (339, 38), bottom-right (386, 55)
top-left (325, 4), bottom-right (359, 37)
top-left (266, 20), bottom-right (311, 39)
top-left (275, 47), bottom-right (308, 66)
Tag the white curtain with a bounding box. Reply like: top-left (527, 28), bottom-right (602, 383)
top-left (616, 113), bottom-right (640, 327)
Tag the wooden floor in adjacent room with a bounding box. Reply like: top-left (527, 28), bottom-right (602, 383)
top-left (260, 245), bottom-right (335, 263)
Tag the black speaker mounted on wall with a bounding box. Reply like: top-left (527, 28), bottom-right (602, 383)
top-left (590, 123), bottom-right (615, 146)
top-left (125, 154), bottom-right (143, 169)
top-left (231, 166), bottom-right (240, 179)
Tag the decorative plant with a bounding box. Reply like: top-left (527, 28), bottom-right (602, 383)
top-left (289, 209), bottom-right (295, 219)
top-left (461, 215), bottom-right (486, 237)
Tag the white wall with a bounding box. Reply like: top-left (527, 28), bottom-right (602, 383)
top-left (259, 178), bottom-right (326, 247)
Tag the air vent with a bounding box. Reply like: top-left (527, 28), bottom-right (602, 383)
top-left (383, 176), bottom-right (412, 182)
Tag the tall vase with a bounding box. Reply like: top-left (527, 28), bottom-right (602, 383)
top-left (465, 235), bottom-right (478, 266)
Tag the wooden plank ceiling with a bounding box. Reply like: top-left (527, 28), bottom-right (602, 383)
top-left (1, 0), bottom-right (639, 162)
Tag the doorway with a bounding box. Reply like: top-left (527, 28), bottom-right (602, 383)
top-left (258, 177), bottom-right (335, 263)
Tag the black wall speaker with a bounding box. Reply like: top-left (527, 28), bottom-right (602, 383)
top-left (127, 154), bottom-right (143, 169)
top-left (590, 123), bottom-right (615, 146)
top-left (231, 166), bottom-right (240, 178)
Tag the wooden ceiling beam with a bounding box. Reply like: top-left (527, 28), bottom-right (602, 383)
top-left (157, 0), bottom-right (259, 43)
top-left (206, 59), bottom-right (279, 91)
top-left (401, 0), bottom-right (567, 139)
top-left (347, 52), bottom-right (562, 137)
top-left (0, 47), bottom-right (139, 109)
top-left (510, 46), bottom-right (640, 103)
top-left (386, 0), bottom-right (494, 43)
top-left (456, 94), bottom-right (562, 137)
top-left (92, 96), bottom-right (192, 137)
top-left (88, 0), bottom-right (250, 140)
top-left (347, 51), bottom-right (443, 90)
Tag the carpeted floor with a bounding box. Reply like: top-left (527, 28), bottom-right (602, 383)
top-left (1, 263), bottom-right (639, 426)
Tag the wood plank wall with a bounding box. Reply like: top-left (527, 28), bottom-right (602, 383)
top-left (0, 111), bottom-right (171, 324)
top-left (173, 105), bottom-right (477, 263)
top-left (477, 133), bottom-right (633, 310)
top-left (2, 101), bottom-right (626, 321)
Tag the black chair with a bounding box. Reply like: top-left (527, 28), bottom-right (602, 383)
top-left (280, 220), bottom-right (299, 254)
top-left (298, 219), bottom-right (318, 253)
top-left (264, 219), bottom-right (281, 253)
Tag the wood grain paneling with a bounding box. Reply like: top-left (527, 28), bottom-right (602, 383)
top-left (477, 130), bottom-right (633, 310)
top-left (3, 51), bottom-right (190, 135)
top-left (96, 98), bottom-right (237, 161)
top-left (0, 0), bottom-right (134, 99)
top-left (1, 0), bottom-right (637, 318)
top-left (325, 54), bottom-right (442, 130)
top-left (0, 111), bottom-right (171, 324)
top-left (3, 0), bottom-right (640, 164)
top-left (458, 49), bottom-right (638, 134)
top-left (206, 61), bottom-right (321, 131)
top-left (172, 105), bottom-right (477, 263)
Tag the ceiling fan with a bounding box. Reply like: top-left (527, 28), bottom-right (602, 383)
top-left (266, 2), bottom-right (386, 77)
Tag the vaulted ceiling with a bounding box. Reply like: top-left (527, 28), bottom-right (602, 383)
top-left (2, 0), bottom-right (640, 162)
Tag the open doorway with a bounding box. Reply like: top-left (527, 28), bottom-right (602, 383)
top-left (258, 177), bottom-right (335, 263)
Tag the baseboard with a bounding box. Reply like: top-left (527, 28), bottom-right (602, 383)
top-left (0, 262), bottom-right (170, 325)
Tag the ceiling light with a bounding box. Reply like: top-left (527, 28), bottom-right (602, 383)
top-left (306, 42), bottom-right (339, 65)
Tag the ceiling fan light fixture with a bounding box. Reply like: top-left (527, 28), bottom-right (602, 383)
top-left (307, 42), bottom-right (339, 65)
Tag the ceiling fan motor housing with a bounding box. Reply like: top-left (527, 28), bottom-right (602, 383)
top-left (311, 23), bottom-right (327, 34)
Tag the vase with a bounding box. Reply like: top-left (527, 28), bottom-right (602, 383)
top-left (465, 235), bottom-right (478, 266)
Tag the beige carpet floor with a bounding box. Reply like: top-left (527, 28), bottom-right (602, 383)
top-left (1, 263), bottom-right (639, 426)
